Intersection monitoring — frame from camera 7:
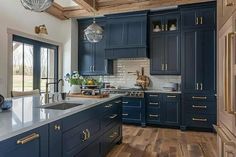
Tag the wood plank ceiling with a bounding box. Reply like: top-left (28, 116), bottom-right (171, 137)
top-left (46, 0), bottom-right (214, 20)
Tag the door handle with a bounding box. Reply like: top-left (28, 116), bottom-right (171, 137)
top-left (109, 114), bottom-right (118, 119)
top-left (149, 95), bottom-right (159, 97)
top-left (196, 17), bottom-right (199, 25)
top-left (200, 17), bottom-right (203, 25)
top-left (104, 104), bottom-right (113, 108)
top-left (115, 100), bottom-right (122, 104)
top-left (54, 124), bottom-right (61, 131)
top-left (200, 83), bottom-right (203, 90)
top-left (161, 64), bottom-right (165, 71)
top-left (192, 96), bottom-right (207, 100)
top-left (89, 66), bottom-right (92, 72)
top-left (149, 102), bottom-right (159, 105)
top-left (192, 105), bottom-right (207, 109)
top-left (192, 118), bottom-right (207, 122)
top-left (196, 83), bottom-right (199, 90)
top-left (17, 133), bottom-right (40, 145)
top-left (167, 95), bottom-right (177, 98)
top-left (122, 102), bottom-right (128, 104)
top-left (122, 113), bottom-right (128, 116)
top-left (161, 25), bottom-right (164, 31)
top-left (165, 64), bottom-right (168, 71)
top-left (82, 130), bottom-right (87, 141)
top-left (86, 129), bottom-right (90, 139)
top-left (92, 66), bottom-right (95, 72)
top-left (149, 114), bottom-right (159, 118)
top-left (165, 24), bottom-right (168, 31)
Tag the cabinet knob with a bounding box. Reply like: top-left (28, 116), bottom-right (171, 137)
top-left (54, 125), bottom-right (61, 131)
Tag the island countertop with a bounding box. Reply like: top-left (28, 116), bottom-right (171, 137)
top-left (0, 94), bottom-right (124, 142)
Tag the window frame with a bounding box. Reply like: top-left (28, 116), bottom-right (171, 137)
top-left (12, 35), bottom-right (59, 92)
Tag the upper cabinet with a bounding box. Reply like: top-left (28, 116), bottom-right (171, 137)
top-left (181, 4), bottom-right (216, 29)
top-left (105, 11), bottom-right (148, 59)
top-left (218, 0), bottom-right (236, 29)
top-left (150, 12), bottom-right (180, 75)
top-left (180, 2), bottom-right (216, 94)
top-left (78, 18), bottom-right (113, 76)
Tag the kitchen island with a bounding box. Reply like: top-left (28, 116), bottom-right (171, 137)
top-left (0, 94), bottom-right (123, 157)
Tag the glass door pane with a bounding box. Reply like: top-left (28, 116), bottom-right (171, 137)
top-left (40, 47), bottom-right (47, 93)
top-left (13, 41), bottom-right (23, 91)
top-left (23, 44), bottom-right (33, 91)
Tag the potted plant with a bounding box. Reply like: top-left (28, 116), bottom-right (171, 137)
top-left (65, 71), bottom-right (83, 93)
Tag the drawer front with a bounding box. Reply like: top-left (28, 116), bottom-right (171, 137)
top-left (101, 108), bottom-right (121, 131)
top-left (185, 114), bottom-right (216, 128)
top-left (184, 101), bottom-right (216, 114)
top-left (102, 99), bottom-right (121, 113)
top-left (122, 97), bottom-right (142, 108)
top-left (182, 93), bottom-right (216, 102)
top-left (74, 140), bottom-right (100, 157)
top-left (164, 94), bottom-right (180, 101)
top-left (147, 100), bottom-right (161, 108)
top-left (122, 107), bottom-right (141, 121)
top-left (146, 93), bottom-right (162, 102)
top-left (146, 108), bottom-right (161, 124)
top-left (62, 118), bottom-right (100, 156)
top-left (0, 125), bottom-right (48, 157)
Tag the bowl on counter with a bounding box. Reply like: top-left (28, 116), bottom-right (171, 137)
top-left (1, 99), bottom-right (12, 111)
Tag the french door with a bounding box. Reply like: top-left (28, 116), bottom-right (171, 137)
top-left (12, 35), bottom-right (58, 93)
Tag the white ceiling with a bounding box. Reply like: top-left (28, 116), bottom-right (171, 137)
top-left (54, 0), bottom-right (78, 7)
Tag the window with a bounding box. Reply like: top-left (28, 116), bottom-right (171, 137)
top-left (12, 35), bottom-right (58, 93)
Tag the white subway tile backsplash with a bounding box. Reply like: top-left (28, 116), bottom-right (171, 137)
top-left (94, 59), bottom-right (181, 90)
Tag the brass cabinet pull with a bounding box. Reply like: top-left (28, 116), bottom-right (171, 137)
top-left (161, 64), bottom-right (165, 71)
top-left (192, 96), bottom-right (207, 100)
top-left (105, 104), bottom-right (113, 108)
top-left (149, 95), bottom-right (159, 97)
top-left (109, 132), bottom-right (118, 138)
top-left (149, 114), bottom-right (159, 118)
top-left (122, 113), bottom-right (128, 116)
top-left (192, 105), bottom-right (207, 109)
top-left (93, 66), bottom-right (95, 72)
top-left (82, 130), bottom-right (87, 141)
top-left (115, 100), bottom-right (121, 104)
top-left (17, 133), bottom-right (40, 145)
top-left (109, 114), bottom-right (118, 119)
top-left (54, 125), bottom-right (61, 131)
top-left (86, 129), bottom-right (90, 139)
top-left (165, 64), bottom-right (168, 71)
top-left (122, 102), bottom-right (128, 104)
top-left (196, 17), bottom-right (199, 25)
top-left (200, 17), bottom-right (203, 24)
top-left (161, 25), bottom-right (164, 31)
top-left (149, 102), bottom-right (159, 105)
top-left (196, 83), bottom-right (199, 90)
top-left (192, 118), bottom-right (207, 122)
top-left (167, 95), bottom-right (177, 98)
top-left (89, 66), bottom-right (92, 72)
top-left (200, 83), bottom-right (203, 90)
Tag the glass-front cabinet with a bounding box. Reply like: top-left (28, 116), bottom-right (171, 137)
top-left (151, 13), bottom-right (179, 33)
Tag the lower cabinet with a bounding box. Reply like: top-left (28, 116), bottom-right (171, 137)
top-left (122, 97), bottom-right (146, 126)
top-left (181, 93), bottom-right (216, 130)
top-left (0, 125), bottom-right (49, 157)
top-left (0, 98), bottom-right (122, 157)
top-left (146, 93), bottom-right (180, 126)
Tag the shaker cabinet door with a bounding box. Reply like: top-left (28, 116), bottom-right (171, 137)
top-left (79, 42), bottom-right (94, 75)
top-left (150, 35), bottom-right (165, 75)
top-left (164, 33), bottom-right (180, 75)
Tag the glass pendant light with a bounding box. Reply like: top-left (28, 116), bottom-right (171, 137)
top-left (84, 0), bottom-right (103, 43)
top-left (21, 0), bottom-right (54, 12)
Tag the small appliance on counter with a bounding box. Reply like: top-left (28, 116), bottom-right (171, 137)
top-left (162, 82), bottom-right (180, 91)
top-left (0, 95), bottom-right (12, 111)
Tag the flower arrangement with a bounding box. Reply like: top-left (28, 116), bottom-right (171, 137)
top-left (65, 71), bottom-right (84, 85)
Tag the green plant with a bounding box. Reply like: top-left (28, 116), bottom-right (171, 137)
top-left (65, 71), bottom-right (83, 85)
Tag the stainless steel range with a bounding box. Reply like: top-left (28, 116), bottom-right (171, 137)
top-left (105, 88), bottom-right (145, 98)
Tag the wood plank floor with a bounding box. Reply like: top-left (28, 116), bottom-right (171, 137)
top-left (106, 125), bottom-right (217, 157)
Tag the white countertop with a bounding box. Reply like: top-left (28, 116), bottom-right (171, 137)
top-left (0, 94), bottom-right (123, 142)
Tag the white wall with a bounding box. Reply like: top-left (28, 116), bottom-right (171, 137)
top-left (0, 0), bottom-right (77, 97)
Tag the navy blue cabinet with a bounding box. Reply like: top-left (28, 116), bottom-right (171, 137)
top-left (0, 125), bottom-right (48, 157)
top-left (146, 93), bottom-right (180, 126)
top-left (150, 12), bottom-right (180, 75)
top-left (122, 97), bottom-right (146, 126)
top-left (49, 120), bottom-right (62, 157)
top-left (105, 11), bottom-right (148, 59)
top-left (180, 2), bottom-right (216, 130)
top-left (78, 18), bottom-right (113, 75)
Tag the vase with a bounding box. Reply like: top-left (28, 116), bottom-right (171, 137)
top-left (70, 85), bottom-right (81, 93)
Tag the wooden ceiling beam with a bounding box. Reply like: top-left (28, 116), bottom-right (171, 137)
top-left (46, 0), bottom-right (214, 20)
top-left (46, 3), bottom-right (68, 20)
top-left (73, 0), bottom-right (97, 12)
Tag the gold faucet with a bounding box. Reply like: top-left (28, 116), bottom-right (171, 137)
top-left (45, 79), bottom-right (64, 104)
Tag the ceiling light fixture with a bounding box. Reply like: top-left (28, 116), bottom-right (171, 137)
top-left (20, 0), bottom-right (54, 12)
top-left (84, 0), bottom-right (103, 43)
